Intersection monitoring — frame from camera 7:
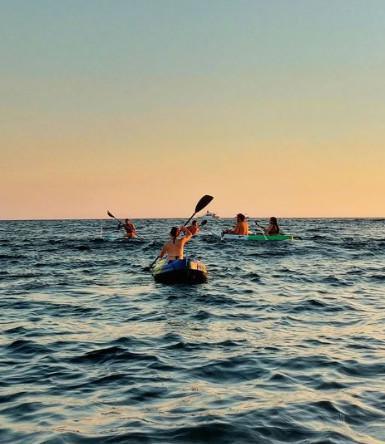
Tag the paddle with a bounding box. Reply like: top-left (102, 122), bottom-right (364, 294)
top-left (183, 195), bottom-right (214, 227)
top-left (255, 221), bottom-right (269, 240)
top-left (107, 210), bottom-right (123, 229)
top-left (144, 195), bottom-right (214, 271)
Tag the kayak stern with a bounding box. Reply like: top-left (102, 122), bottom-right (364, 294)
top-left (152, 258), bottom-right (208, 284)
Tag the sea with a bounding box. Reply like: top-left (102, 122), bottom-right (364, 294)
top-left (1, 218), bottom-right (384, 443)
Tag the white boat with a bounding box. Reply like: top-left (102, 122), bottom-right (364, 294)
top-left (205, 211), bottom-right (220, 220)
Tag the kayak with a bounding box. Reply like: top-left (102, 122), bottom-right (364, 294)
top-left (221, 233), bottom-right (294, 241)
top-left (152, 258), bottom-right (208, 284)
top-left (98, 231), bottom-right (141, 241)
top-left (99, 235), bottom-right (139, 241)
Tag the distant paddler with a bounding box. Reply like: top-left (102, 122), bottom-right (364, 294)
top-left (223, 213), bottom-right (250, 235)
top-left (122, 219), bottom-right (137, 239)
top-left (256, 217), bottom-right (280, 235)
top-left (107, 211), bottom-right (138, 239)
top-left (186, 219), bottom-right (205, 236)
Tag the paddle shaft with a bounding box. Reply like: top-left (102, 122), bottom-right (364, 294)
top-left (255, 221), bottom-right (268, 239)
top-left (107, 211), bottom-right (123, 228)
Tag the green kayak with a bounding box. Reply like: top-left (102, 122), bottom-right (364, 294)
top-left (221, 233), bottom-right (294, 241)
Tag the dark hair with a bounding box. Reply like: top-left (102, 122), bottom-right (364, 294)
top-left (270, 217), bottom-right (278, 225)
top-left (170, 226), bottom-right (179, 243)
top-left (192, 220), bottom-right (197, 225)
top-left (237, 213), bottom-right (246, 222)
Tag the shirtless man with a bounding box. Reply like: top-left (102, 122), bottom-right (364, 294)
top-left (123, 219), bottom-right (137, 239)
top-left (187, 220), bottom-right (200, 236)
top-left (159, 226), bottom-right (192, 261)
top-left (224, 213), bottom-right (249, 235)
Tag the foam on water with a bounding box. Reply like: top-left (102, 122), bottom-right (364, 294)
top-left (0, 218), bottom-right (385, 443)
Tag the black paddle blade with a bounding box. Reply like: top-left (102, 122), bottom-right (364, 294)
top-left (195, 195), bottom-right (213, 213)
top-left (107, 211), bottom-right (115, 218)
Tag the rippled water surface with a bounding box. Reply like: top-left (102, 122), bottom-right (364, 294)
top-left (1, 218), bottom-right (385, 443)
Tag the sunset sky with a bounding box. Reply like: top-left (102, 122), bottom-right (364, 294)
top-left (1, 0), bottom-right (385, 219)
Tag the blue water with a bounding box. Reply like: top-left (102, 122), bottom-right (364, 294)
top-left (1, 218), bottom-right (385, 443)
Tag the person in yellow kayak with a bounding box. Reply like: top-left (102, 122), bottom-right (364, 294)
top-left (123, 219), bottom-right (137, 239)
top-left (159, 226), bottom-right (192, 261)
top-left (187, 220), bottom-right (200, 236)
top-left (224, 213), bottom-right (249, 235)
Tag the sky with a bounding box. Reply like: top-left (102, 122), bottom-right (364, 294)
top-left (1, 0), bottom-right (385, 219)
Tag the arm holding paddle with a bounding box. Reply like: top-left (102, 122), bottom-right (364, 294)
top-left (255, 221), bottom-right (267, 233)
top-left (254, 221), bottom-right (269, 239)
top-left (180, 226), bottom-right (193, 243)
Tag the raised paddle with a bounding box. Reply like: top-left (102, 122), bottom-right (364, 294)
top-left (144, 195), bottom-right (214, 271)
top-left (107, 210), bottom-right (123, 229)
top-left (183, 195), bottom-right (214, 227)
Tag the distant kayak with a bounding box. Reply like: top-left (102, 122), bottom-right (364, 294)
top-left (221, 233), bottom-right (294, 241)
top-left (152, 258), bottom-right (208, 284)
top-left (98, 234), bottom-right (142, 242)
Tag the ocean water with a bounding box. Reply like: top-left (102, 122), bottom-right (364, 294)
top-left (1, 218), bottom-right (385, 443)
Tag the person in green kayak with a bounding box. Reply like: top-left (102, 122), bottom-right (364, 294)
top-left (263, 217), bottom-right (280, 235)
top-left (223, 213), bottom-right (249, 235)
top-left (159, 226), bottom-right (192, 261)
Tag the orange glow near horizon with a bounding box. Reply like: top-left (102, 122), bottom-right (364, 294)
top-left (2, 125), bottom-right (384, 219)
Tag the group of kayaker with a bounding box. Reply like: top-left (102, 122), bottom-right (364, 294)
top-left (159, 214), bottom-right (280, 261)
top-left (114, 213), bottom-right (280, 261)
top-left (116, 214), bottom-right (280, 262)
top-left (222, 214), bottom-right (280, 236)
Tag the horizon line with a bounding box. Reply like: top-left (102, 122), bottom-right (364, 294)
top-left (1, 216), bottom-right (385, 222)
